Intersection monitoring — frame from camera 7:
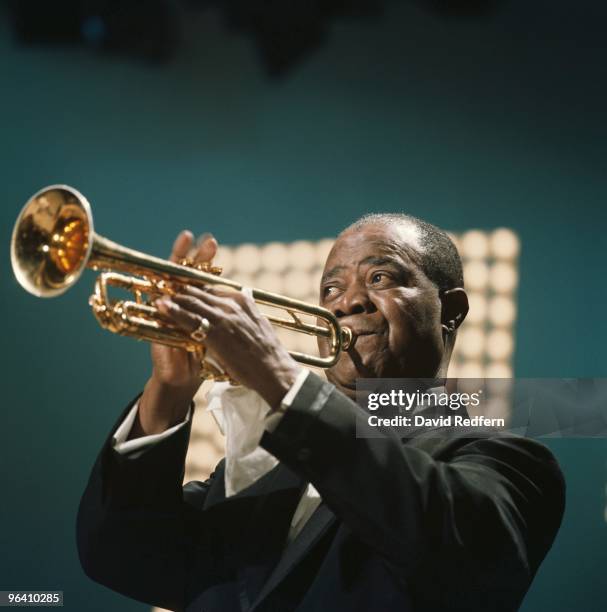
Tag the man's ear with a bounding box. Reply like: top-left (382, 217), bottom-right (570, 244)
top-left (440, 288), bottom-right (469, 332)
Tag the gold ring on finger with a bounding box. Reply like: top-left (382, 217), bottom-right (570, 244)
top-left (190, 317), bottom-right (211, 342)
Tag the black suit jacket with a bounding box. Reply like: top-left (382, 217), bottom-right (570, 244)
top-left (77, 372), bottom-right (565, 611)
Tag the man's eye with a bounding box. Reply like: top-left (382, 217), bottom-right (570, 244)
top-left (323, 286), bottom-right (338, 298)
top-left (371, 272), bottom-right (388, 284)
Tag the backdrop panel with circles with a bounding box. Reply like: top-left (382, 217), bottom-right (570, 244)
top-left (183, 228), bottom-right (520, 482)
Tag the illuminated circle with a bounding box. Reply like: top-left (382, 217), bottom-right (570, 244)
top-left (214, 246), bottom-right (234, 275)
top-left (488, 296), bottom-right (516, 327)
top-left (490, 228), bottom-right (520, 260)
top-left (293, 332), bottom-right (319, 354)
top-left (233, 244), bottom-right (260, 274)
top-left (289, 241), bottom-right (317, 270)
top-left (311, 269), bottom-right (324, 295)
top-left (447, 362), bottom-right (459, 378)
top-left (464, 261), bottom-right (489, 291)
top-left (315, 239), bottom-right (335, 267)
top-left (466, 292), bottom-right (488, 325)
top-left (485, 362), bottom-right (513, 379)
top-left (284, 270), bottom-right (313, 298)
top-left (255, 272), bottom-right (284, 294)
top-left (275, 326), bottom-right (295, 348)
top-left (490, 262), bottom-right (518, 293)
top-left (303, 294), bottom-right (321, 307)
top-left (487, 330), bottom-right (514, 360)
top-left (459, 327), bottom-right (485, 359)
top-left (261, 242), bottom-right (289, 272)
top-left (234, 274), bottom-right (255, 290)
top-left (457, 362), bottom-right (485, 380)
top-left (461, 230), bottom-right (489, 259)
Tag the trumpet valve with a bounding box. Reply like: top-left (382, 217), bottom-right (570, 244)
top-left (179, 258), bottom-right (223, 276)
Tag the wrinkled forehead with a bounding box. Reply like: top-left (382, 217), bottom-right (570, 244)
top-left (325, 221), bottom-right (425, 269)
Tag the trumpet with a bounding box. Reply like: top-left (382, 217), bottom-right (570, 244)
top-left (10, 185), bottom-right (352, 380)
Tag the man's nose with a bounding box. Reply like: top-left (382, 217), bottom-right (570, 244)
top-left (333, 283), bottom-right (375, 318)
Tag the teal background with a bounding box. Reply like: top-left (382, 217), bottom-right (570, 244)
top-left (1, 1), bottom-right (606, 610)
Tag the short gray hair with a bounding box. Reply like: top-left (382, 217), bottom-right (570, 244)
top-left (344, 213), bottom-right (464, 292)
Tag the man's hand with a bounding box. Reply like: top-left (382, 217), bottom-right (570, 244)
top-left (150, 231), bottom-right (218, 391)
top-left (129, 231), bottom-right (218, 438)
top-left (155, 285), bottom-right (301, 412)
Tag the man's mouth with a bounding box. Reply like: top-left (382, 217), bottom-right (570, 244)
top-left (352, 327), bottom-right (386, 340)
top-left (345, 331), bottom-right (373, 349)
top-left (350, 329), bottom-right (377, 338)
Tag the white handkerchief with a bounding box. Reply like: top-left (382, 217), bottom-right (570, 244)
top-left (206, 382), bottom-right (279, 497)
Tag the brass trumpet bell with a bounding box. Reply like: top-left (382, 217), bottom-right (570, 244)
top-left (11, 185), bottom-right (93, 298)
top-left (11, 185), bottom-right (352, 378)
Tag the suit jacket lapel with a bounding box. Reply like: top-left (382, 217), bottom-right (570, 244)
top-left (238, 465), bottom-right (307, 609)
top-left (201, 462), bottom-right (306, 610)
top-left (250, 500), bottom-right (336, 610)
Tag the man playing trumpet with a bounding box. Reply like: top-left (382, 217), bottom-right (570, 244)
top-left (77, 214), bottom-right (565, 611)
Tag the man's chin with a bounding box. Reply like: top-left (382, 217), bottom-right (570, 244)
top-left (327, 361), bottom-right (380, 390)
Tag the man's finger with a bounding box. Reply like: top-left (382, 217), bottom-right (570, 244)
top-left (183, 285), bottom-right (233, 306)
top-left (170, 294), bottom-right (228, 324)
top-left (183, 285), bottom-right (256, 316)
top-left (191, 233), bottom-right (218, 263)
top-left (170, 230), bottom-right (194, 263)
top-left (156, 297), bottom-right (216, 334)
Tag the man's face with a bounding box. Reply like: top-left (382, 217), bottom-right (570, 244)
top-left (318, 222), bottom-right (445, 391)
